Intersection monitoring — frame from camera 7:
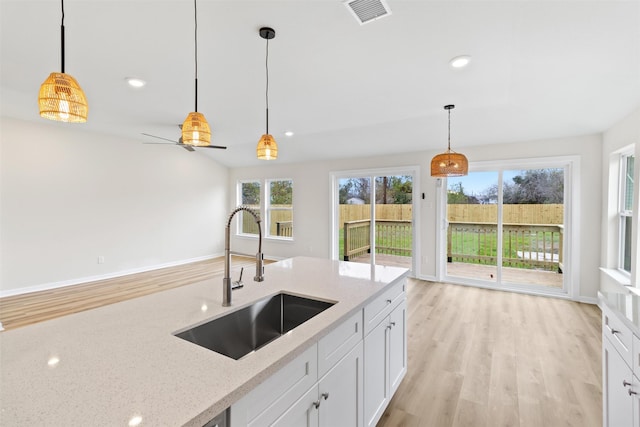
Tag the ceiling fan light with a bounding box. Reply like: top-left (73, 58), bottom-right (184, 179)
top-left (181, 112), bottom-right (211, 146)
top-left (257, 134), bottom-right (278, 160)
top-left (38, 72), bottom-right (88, 123)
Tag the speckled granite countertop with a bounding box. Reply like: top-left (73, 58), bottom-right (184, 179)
top-left (599, 290), bottom-right (640, 336)
top-left (0, 257), bottom-right (409, 426)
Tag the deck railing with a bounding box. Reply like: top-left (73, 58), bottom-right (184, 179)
top-left (447, 221), bottom-right (563, 272)
top-left (343, 220), bottom-right (412, 261)
top-left (276, 221), bottom-right (293, 237)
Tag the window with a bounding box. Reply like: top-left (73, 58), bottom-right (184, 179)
top-left (620, 153), bottom-right (635, 273)
top-left (237, 179), bottom-right (293, 239)
top-left (267, 179), bottom-right (293, 238)
top-left (239, 180), bottom-right (261, 235)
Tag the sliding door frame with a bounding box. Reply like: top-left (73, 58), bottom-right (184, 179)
top-left (330, 166), bottom-right (420, 275)
top-left (436, 156), bottom-right (580, 299)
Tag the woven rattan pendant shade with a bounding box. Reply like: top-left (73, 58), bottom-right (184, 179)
top-left (182, 112), bottom-right (211, 146)
top-left (38, 72), bottom-right (88, 123)
top-left (431, 150), bottom-right (468, 177)
top-left (430, 104), bottom-right (468, 177)
top-left (256, 134), bottom-right (278, 160)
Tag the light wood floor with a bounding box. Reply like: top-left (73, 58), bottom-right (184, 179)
top-left (0, 255), bottom-right (264, 331)
top-left (380, 279), bottom-right (602, 427)
top-left (0, 259), bottom-right (602, 427)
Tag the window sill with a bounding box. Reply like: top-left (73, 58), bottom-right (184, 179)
top-left (600, 267), bottom-right (631, 287)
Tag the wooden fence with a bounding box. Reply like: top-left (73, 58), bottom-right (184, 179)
top-left (447, 204), bottom-right (563, 224)
top-left (340, 204), bottom-right (563, 228)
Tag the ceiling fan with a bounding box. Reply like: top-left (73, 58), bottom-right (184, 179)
top-left (142, 125), bottom-right (227, 152)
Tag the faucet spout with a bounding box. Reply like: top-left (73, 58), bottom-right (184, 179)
top-left (223, 206), bottom-right (264, 307)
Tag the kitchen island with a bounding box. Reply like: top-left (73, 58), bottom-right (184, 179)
top-left (0, 256), bottom-right (409, 426)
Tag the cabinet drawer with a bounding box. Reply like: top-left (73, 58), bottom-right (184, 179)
top-left (318, 310), bottom-right (363, 377)
top-left (231, 344), bottom-right (318, 427)
top-left (602, 302), bottom-right (633, 368)
top-left (634, 334), bottom-right (640, 379)
top-left (364, 280), bottom-right (405, 335)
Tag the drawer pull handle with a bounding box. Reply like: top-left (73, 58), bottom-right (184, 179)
top-left (624, 380), bottom-right (632, 387)
top-left (390, 322), bottom-right (396, 327)
top-left (611, 329), bottom-right (621, 335)
top-left (630, 389), bottom-right (638, 396)
top-left (321, 392), bottom-right (329, 400)
top-left (313, 400), bottom-right (321, 409)
top-left (386, 299), bottom-right (392, 304)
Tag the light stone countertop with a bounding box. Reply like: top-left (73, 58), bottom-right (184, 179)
top-left (0, 256), bottom-right (409, 426)
top-left (599, 290), bottom-right (640, 336)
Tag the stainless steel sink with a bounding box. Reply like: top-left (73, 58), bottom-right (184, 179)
top-left (174, 293), bottom-right (335, 360)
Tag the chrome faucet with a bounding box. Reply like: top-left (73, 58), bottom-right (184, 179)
top-left (223, 206), bottom-right (264, 306)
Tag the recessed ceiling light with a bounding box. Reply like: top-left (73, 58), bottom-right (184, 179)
top-left (450, 55), bottom-right (471, 69)
top-left (47, 356), bottom-right (60, 367)
top-left (128, 415), bottom-right (143, 426)
top-left (284, 131), bottom-right (294, 137)
top-left (126, 77), bottom-right (146, 88)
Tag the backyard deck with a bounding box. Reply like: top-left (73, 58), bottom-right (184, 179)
top-left (350, 254), bottom-right (563, 288)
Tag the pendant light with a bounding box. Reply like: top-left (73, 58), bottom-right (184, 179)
top-left (256, 27), bottom-right (278, 160)
top-left (38, 0), bottom-right (88, 123)
top-left (182, 0), bottom-right (212, 147)
top-left (430, 105), bottom-right (468, 177)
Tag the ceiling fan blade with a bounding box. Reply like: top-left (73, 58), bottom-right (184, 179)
top-left (200, 145), bottom-right (227, 150)
top-left (181, 145), bottom-right (196, 152)
top-left (141, 133), bottom-right (179, 144)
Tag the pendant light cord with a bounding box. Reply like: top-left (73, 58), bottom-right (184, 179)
top-left (194, 0), bottom-right (199, 112)
top-left (447, 108), bottom-right (451, 151)
top-left (265, 37), bottom-right (270, 134)
top-left (60, 0), bottom-right (65, 73)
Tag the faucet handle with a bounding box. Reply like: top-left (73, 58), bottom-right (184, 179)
top-left (232, 267), bottom-right (244, 289)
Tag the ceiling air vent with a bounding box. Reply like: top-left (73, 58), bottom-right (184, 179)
top-left (344, 0), bottom-right (392, 25)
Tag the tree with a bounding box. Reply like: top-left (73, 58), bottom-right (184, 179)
top-left (270, 180), bottom-right (292, 205)
top-left (339, 178), bottom-right (371, 204)
top-left (448, 182), bottom-right (479, 204)
top-left (242, 182), bottom-right (260, 205)
top-left (503, 169), bottom-right (563, 204)
top-left (375, 175), bottom-right (412, 204)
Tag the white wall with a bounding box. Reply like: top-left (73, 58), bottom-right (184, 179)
top-left (600, 107), bottom-right (640, 292)
top-left (0, 117), bottom-right (229, 295)
top-left (230, 133), bottom-right (602, 300)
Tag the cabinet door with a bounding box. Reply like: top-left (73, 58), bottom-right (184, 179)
top-left (364, 318), bottom-right (389, 427)
top-left (603, 335), bottom-right (634, 427)
top-left (272, 385), bottom-right (319, 427)
top-left (389, 299), bottom-right (407, 396)
top-left (318, 341), bottom-right (364, 427)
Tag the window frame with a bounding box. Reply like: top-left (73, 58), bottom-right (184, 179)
top-left (237, 179), bottom-right (261, 237)
top-left (265, 178), bottom-right (294, 240)
top-left (619, 150), bottom-right (635, 275)
top-left (236, 178), bottom-right (294, 241)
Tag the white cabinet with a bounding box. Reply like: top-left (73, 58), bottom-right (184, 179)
top-left (601, 302), bottom-right (640, 427)
top-left (231, 312), bottom-right (364, 427)
top-left (603, 335), bottom-right (634, 427)
top-left (363, 290), bottom-right (407, 427)
top-left (269, 342), bottom-right (364, 427)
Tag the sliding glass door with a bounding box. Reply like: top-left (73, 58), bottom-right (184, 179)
top-left (332, 168), bottom-right (417, 272)
top-left (444, 164), bottom-right (567, 293)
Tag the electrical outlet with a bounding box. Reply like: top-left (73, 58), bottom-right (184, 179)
top-left (97, 256), bottom-right (105, 264)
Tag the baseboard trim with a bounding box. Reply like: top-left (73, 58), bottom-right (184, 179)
top-left (0, 254), bottom-right (222, 298)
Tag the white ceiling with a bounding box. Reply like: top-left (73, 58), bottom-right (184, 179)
top-left (2, 0), bottom-right (639, 168)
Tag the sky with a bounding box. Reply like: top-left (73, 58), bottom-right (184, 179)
top-left (447, 170), bottom-right (520, 196)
